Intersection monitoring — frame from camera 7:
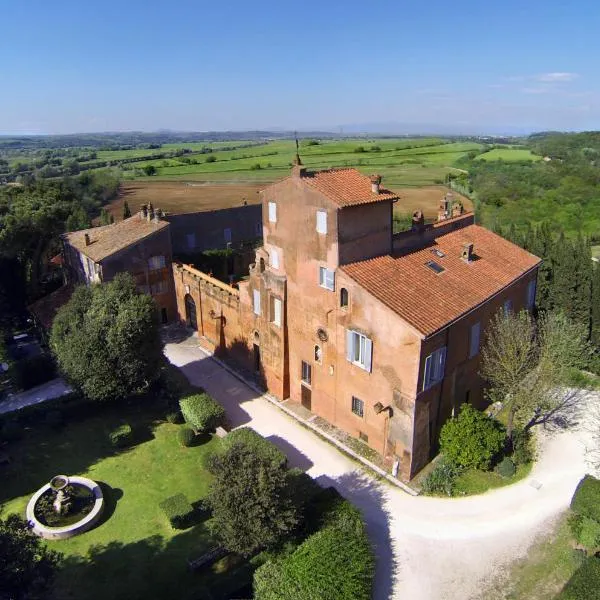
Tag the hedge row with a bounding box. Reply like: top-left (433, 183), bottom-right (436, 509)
top-left (159, 493), bottom-right (196, 529)
top-left (571, 475), bottom-right (600, 523)
top-left (556, 556), bottom-right (600, 600)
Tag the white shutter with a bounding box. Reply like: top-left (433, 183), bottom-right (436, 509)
top-left (271, 249), bottom-right (279, 269)
top-left (423, 355), bottom-right (432, 391)
top-left (268, 202), bottom-right (277, 223)
top-left (253, 290), bottom-right (261, 315)
top-left (326, 269), bottom-right (335, 291)
top-left (273, 298), bottom-right (281, 326)
top-left (364, 338), bottom-right (373, 372)
top-left (346, 330), bottom-right (354, 362)
top-left (316, 210), bottom-right (327, 234)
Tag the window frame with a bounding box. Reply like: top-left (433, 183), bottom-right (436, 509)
top-left (422, 346), bottom-right (447, 391)
top-left (270, 249), bottom-right (279, 269)
top-left (316, 210), bottom-right (327, 234)
top-left (469, 322), bottom-right (481, 359)
top-left (340, 287), bottom-right (349, 308)
top-left (301, 360), bottom-right (312, 386)
top-left (319, 266), bottom-right (335, 291)
top-left (345, 330), bottom-right (373, 372)
top-left (271, 297), bottom-right (282, 327)
top-left (268, 201), bottom-right (277, 223)
top-left (351, 395), bottom-right (364, 418)
top-left (224, 227), bottom-right (232, 243)
top-left (253, 289), bottom-right (261, 316)
top-left (148, 255), bottom-right (166, 271)
top-left (526, 279), bottom-right (536, 310)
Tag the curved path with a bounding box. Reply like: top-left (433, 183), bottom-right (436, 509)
top-left (165, 339), bottom-right (596, 600)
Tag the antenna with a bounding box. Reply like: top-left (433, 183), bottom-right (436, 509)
top-left (293, 130), bottom-right (302, 166)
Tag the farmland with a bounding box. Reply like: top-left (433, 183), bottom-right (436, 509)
top-left (476, 147), bottom-right (542, 162)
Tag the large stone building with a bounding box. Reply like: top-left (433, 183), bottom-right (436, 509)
top-left (172, 164), bottom-right (541, 479)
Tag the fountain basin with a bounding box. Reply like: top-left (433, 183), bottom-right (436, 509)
top-left (26, 476), bottom-right (104, 540)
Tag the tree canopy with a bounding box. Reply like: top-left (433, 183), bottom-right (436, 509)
top-left (50, 273), bottom-right (163, 401)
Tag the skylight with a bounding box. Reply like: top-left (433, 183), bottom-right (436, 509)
top-left (431, 248), bottom-right (445, 258)
top-left (425, 260), bottom-right (445, 274)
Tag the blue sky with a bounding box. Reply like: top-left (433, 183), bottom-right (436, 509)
top-left (1, 0), bottom-right (599, 134)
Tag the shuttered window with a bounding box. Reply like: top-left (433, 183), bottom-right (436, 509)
top-left (319, 267), bottom-right (335, 291)
top-left (316, 210), bottom-right (327, 234)
top-left (526, 279), bottom-right (536, 310)
top-left (271, 249), bottom-right (279, 269)
top-left (423, 346), bottom-right (447, 391)
top-left (272, 297), bottom-right (282, 326)
top-left (345, 330), bottom-right (373, 372)
top-left (268, 202), bottom-right (277, 223)
top-left (253, 290), bottom-right (261, 316)
top-left (469, 322), bottom-right (481, 359)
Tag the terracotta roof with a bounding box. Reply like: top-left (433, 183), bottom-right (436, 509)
top-left (28, 285), bottom-right (74, 330)
top-left (302, 168), bottom-right (399, 207)
top-left (64, 216), bottom-right (169, 262)
top-left (340, 224), bottom-right (541, 337)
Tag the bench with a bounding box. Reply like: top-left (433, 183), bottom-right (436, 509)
top-left (187, 546), bottom-right (227, 572)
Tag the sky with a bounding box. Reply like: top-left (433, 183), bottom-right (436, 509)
top-left (1, 0), bottom-right (599, 135)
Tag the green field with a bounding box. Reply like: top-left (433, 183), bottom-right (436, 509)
top-left (476, 147), bottom-right (542, 162)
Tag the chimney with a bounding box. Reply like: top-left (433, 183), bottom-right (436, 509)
top-left (84, 233), bottom-right (91, 246)
top-left (153, 208), bottom-right (163, 223)
top-left (147, 203), bottom-right (154, 222)
top-left (411, 210), bottom-right (425, 232)
top-left (140, 205), bottom-right (148, 220)
top-left (370, 174), bottom-right (382, 194)
top-left (461, 242), bottom-right (474, 262)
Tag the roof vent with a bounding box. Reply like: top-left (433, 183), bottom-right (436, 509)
top-left (84, 233), bottom-right (91, 246)
top-left (461, 242), bottom-right (474, 263)
top-left (370, 174), bottom-right (382, 194)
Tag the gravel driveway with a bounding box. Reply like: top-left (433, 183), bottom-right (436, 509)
top-left (165, 338), bottom-right (596, 600)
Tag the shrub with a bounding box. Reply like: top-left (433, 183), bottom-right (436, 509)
top-left (221, 427), bottom-right (286, 468)
top-left (496, 457), bottom-right (516, 478)
top-left (439, 403), bottom-right (506, 470)
top-left (511, 427), bottom-right (534, 465)
top-left (109, 423), bottom-right (133, 448)
top-left (555, 556), bottom-right (600, 599)
top-left (12, 354), bottom-right (56, 391)
top-left (166, 411), bottom-right (183, 424)
top-left (569, 514), bottom-right (600, 551)
top-left (177, 426), bottom-right (195, 447)
top-left (421, 457), bottom-right (462, 496)
top-left (159, 493), bottom-right (195, 529)
top-left (254, 500), bottom-right (374, 600)
top-left (179, 393), bottom-right (225, 433)
top-left (571, 475), bottom-right (600, 523)
top-left (205, 155), bottom-right (216, 163)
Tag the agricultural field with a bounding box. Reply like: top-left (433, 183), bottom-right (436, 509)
top-left (476, 147), bottom-right (542, 162)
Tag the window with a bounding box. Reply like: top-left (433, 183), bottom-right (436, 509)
top-left (186, 233), bottom-right (196, 250)
top-left (340, 287), bottom-right (349, 308)
top-left (268, 201), bottom-right (277, 223)
top-left (316, 210), bottom-right (327, 234)
top-left (314, 345), bottom-right (322, 364)
top-left (148, 255), bottom-right (166, 270)
top-left (271, 297), bottom-right (282, 326)
top-left (301, 361), bottom-right (312, 385)
top-left (469, 322), bottom-right (481, 359)
top-left (351, 396), bottom-right (364, 417)
top-left (253, 289), bottom-right (261, 316)
top-left (150, 280), bottom-right (168, 294)
top-left (224, 228), bottom-right (232, 243)
top-left (425, 260), bottom-right (445, 274)
top-left (319, 266), bottom-right (335, 291)
top-left (423, 346), bottom-right (446, 391)
top-left (346, 330), bottom-right (373, 372)
top-left (271, 249), bottom-right (279, 269)
top-left (503, 299), bottom-right (513, 315)
top-left (526, 279), bottom-right (536, 310)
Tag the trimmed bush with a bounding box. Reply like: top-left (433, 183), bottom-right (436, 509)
top-left (569, 514), bottom-right (600, 551)
top-left (511, 427), bottom-right (534, 465)
top-left (12, 354), bottom-right (56, 391)
top-left (159, 493), bottom-right (196, 529)
top-left (556, 556), bottom-right (600, 599)
top-left (179, 393), bottom-right (225, 433)
top-left (439, 403), bottom-right (506, 470)
top-left (571, 475), bottom-right (600, 523)
top-left (177, 426), bottom-right (195, 447)
top-left (496, 457), bottom-right (516, 478)
top-left (253, 500), bottom-right (374, 600)
top-left (109, 423), bottom-right (133, 448)
top-left (222, 427), bottom-right (286, 468)
top-left (421, 457), bottom-right (462, 496)
top-left (166, 411), bottom-right (183, 424)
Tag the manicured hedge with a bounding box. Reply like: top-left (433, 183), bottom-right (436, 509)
top-left (556, 556), bottom-right (600, 600)
top-left (177, 426), bottom-right (195, 447)
top-left (109, 423), bottom-right (133, 448)
top-left (179, 392), bottom-right (225, 433)
top-left (222, 427), bottom-right (286, 468)
top-left (159, 493), bottom-right (196, 529)
top-left (570, 475), bottom-right (600, 523)
top-left (253, 499), bottom-right (374, 600)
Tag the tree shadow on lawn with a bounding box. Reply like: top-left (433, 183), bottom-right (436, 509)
top-left (316, 471), bottom-right (398, 600)
top-left (53, 524), bottom-right (250, 600)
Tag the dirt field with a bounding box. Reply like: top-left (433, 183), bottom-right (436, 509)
top-left (106, 181), bottom-right (471, 221)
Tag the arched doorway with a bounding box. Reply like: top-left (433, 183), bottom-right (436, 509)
top-left (184, 294), bottom-right (197, 330)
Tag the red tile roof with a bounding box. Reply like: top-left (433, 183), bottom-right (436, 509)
top-left (302, 168), bottom-right (399, 207)
top-left (28, 285), bottom-right (74, 330)
top-left (64, 216), bottom-right (169, 262)
top-left (340, 224), bottom-right (541, 337)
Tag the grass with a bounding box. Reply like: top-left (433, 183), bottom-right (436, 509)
top-left (476, 147), bottom-right (542, 162)
top-left (483, 512), bottom-right (582, 600)
top-left (0, 400), bottom-right (249, 600)
top-left (453, 462), bottom-right (532, 495)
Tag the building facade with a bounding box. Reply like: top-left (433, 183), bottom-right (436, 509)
top-left (172, 165), bottom-right (541, 480)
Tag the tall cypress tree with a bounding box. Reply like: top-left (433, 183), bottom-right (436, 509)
top-left (570, 234), bottom-right (592, 334)
top-left (123, 200), bottom-right (132, 220)
top-left (532, 222), bottom-right (555, 313)
top-left (591, 263), bottom-right (600, 346)
top-left (550, 233), bottom-right (577, 317)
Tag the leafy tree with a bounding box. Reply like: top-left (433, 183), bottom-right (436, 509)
top-left (439, 403), bottom-right (506, 470)
top-left (122, 200), bottom-right (132, 219)
top-left (0, 514), bottom-right (62, 600)
top-left (481, 310), bottom-right (592, 442)
top-left (50, 273), bottom-right (163, 401)
top-left (205, 439), bottom-right (299, 556)
top-left (142, 165), bottom-right (157, 176)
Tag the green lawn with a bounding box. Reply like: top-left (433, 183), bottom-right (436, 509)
top-left (0, 401), bottom-right (248, 600)
top-left (476, 147), bottom-right (542, 162)
top-left (483, 512), bottom-right (581, 600)
top-left (453, 462), bottom-right (532, 495)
